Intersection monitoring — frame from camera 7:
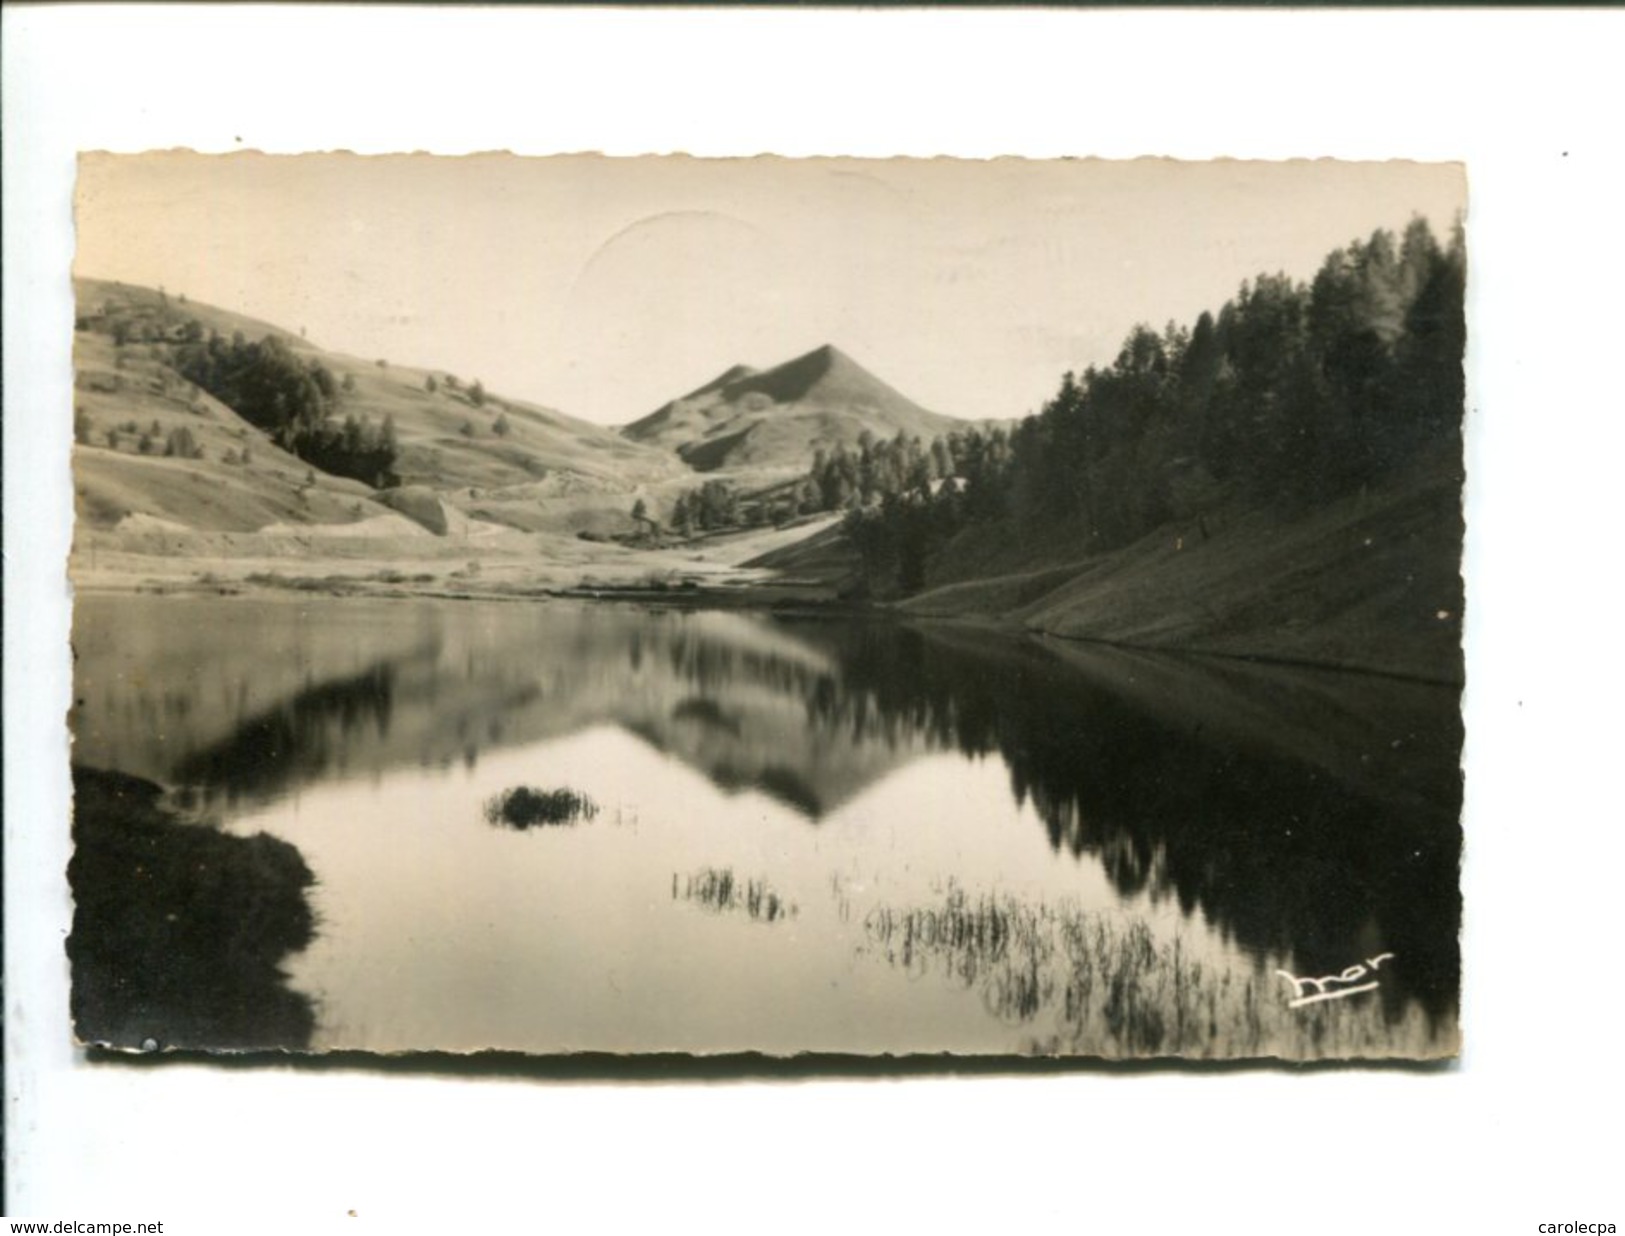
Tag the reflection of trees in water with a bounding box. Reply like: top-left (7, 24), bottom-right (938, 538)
top-left (671, 696), bottom-right (741, 735)
top-left (785, 620), bottom-right (1462, 1022)
top-left (653, 621), bottom-right (964, 763)
top-left (661, 629), bottom-right (846, 722)
top-left (673, 867), bottom-right (797, 923)
top-left (864, 884), bottom-right (1052, 1024)
top-left (68, 766), bottom-right (317, 1050)
top-left (627, 616), bottom-right (1459, 1022)
top-left (172, 662), bottom-right (397, 802)
top-left (860, 882), bottom-right (1447, 1059)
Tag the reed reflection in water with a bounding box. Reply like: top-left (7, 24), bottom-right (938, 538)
top-left (856, 881), bottom-right (1438, 1059)
top-left (796, 620), bottom-right (1463, 1030)
top-left (674, 868), bottom-right (798, 923)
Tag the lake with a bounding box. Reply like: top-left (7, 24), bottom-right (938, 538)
top-left (69, 591), bottom-right (1462, 1059)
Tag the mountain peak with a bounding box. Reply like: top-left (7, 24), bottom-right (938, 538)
top-left (724, 343), bottom-right (896, 409)
top-left (623, 342), bottom-right (960, 473)
top-left (791, 343), bottom-right (858, 374)
top-left (683, 363), bottom-right (758, 402)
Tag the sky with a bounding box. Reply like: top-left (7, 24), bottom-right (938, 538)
top-left (75, 153), bottom-right (1465, 425)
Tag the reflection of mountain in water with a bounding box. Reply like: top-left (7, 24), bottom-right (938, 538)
top-left (622, 622), bottom-right (933, 817)
top-left (75, 596), bottom-right (1461, 1022)
top-left (73, 597), bottom-right (930, 816)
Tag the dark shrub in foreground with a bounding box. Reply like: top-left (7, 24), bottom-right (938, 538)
top-left (67, 766), bottom-right (317, 1051)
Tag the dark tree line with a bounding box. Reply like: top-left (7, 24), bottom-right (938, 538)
top-left (807, 429), bottom-right (1011, 516)
top-left (667, 475), bottom-right (820, 537)
top-left (670, 479), bottom-right (744, 535)
top-left (174, 330), bottom-right (400, 487)
top-left (838, 428), bottom-right (1013, 593)
top-left (811, 433), bottom-right (937, 509)
top-left (844, 217), bottom-right (1465, 595)
top-left (662, 426), bottom-right (1012, 543)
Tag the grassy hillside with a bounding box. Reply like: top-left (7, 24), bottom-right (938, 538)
top-left (72, 326), bottom-right (388, 533)
top-left (72, 279), bottom-right (683, 541)
top-left (744, 518), bottom-right (862, 589)
top-left (891, 463), bottom-right (1463, 683)
top-left (77, 277), bottom-right (302, 349)
top-left (740, 444), bottom-right (1464, 683)
top-left (312, 351), bottom-right (678, 492)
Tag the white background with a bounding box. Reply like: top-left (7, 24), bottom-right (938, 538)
top-left (5, 7), bottom-right (1622, 1233)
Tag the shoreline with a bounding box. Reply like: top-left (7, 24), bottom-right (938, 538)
top-left (70, 559), bottom-right (1463, 689)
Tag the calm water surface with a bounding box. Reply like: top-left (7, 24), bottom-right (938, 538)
top-left (71, 592), bottom-right (1462, 1058)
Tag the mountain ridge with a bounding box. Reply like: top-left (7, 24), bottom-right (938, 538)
top-left (623, 344), bottom-right (966, 473)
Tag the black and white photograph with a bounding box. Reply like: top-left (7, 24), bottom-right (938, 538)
top-left (66, 152), bottom-right (1467, 1061)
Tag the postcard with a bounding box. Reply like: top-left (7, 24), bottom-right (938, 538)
top-left (67, 152), bottom-right (1466, 1059)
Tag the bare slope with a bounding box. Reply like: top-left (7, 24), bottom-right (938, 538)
top-left (623, 345), bottom-right (964, 472)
